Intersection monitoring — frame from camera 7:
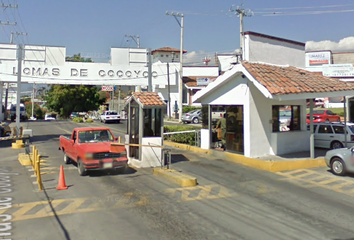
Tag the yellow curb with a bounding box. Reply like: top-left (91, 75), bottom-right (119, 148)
top-left (164, 141), bottom-right (211, 154)
top-left (153, 168), bottom-right (197, 187)
top-left (222, 151), bottom-right (326, 172)
top-left (18, 153), bottom-right (32, 166)
top-left (164, 141), bottom-right (326, 172)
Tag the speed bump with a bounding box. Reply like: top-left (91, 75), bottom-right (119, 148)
top-left (153, 168), bottom-right (197, 187)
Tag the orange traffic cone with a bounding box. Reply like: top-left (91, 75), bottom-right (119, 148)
top-left (57, 165), bottom-right (68, 190)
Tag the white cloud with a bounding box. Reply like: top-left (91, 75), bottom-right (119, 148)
top-left (183, 50), bottom-right (216, 66)
top-left (306, 37), bottom-right (354, 52)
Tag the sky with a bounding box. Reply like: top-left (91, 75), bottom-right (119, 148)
top-left (1, 0), bottom-right (354, 65)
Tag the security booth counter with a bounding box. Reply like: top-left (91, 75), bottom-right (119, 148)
top-left (124, 92), bottom-right (166, 168)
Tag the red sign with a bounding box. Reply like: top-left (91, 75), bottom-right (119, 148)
top-left (101, 85), bottom-right (113, 91)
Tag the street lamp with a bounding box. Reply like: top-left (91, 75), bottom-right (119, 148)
top-left (166, 11), bottom-right (184, 122)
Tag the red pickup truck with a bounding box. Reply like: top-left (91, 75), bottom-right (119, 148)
top-left (59, 127), bottom-right (128, 176)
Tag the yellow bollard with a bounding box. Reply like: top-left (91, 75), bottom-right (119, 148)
top-left (118, 136), bottom-right (121, 144)
top-left (34, 149), bottom-right (38, 175)
top-left (36, 160), bottom-right (42, 191)
top-left (32, 146), bottom-right (36, 167)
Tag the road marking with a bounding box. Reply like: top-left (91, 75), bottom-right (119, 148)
top-left (276, 169), bottom-right (354, 196)
top-left (0, 194), bottom-right (147, 222)
top-left (164, 184), bottom-right (235, 201)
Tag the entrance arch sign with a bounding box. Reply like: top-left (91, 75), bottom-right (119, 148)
top-left (0, 44), bottom-right (178, 86)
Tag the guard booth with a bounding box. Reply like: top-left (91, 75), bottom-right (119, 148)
top-left (124, 92), bottom-right (166, 168)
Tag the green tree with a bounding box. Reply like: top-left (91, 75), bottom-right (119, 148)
top-left (24, 101), bottom-right (46, 119)
top-left (45, 85), bottom-right (104, 118)
top-left (65, 53), bottom-right (92, 62)
top-left (44, 53), bottom-right (102, 118)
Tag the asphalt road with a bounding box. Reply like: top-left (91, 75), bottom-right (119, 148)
top-left (2, 119), bottom-right (354, 240)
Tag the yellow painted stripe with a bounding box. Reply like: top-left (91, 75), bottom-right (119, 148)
top-left (6, 195), bottom-right (149, 222)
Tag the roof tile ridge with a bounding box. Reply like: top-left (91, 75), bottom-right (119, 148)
top-left (242, 60), bottom-right (290, 68)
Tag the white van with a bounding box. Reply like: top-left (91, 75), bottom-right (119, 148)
top-left (9, 103), bottom-right (27, 121)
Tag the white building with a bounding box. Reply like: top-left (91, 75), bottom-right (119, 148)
top-left (243, 31), bottom-right (305, 68)
top-left (193, 61), bottom-right (354, 158)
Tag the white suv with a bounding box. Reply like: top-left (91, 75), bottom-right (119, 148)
top-left (310, 122), bottom-right (354, 149)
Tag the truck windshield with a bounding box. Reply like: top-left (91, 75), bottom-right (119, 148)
top-left (78, 130), bottom-right (114, 143)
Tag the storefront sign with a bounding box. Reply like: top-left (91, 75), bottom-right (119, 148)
top-left (322, 64), bottom-right (354, 77)
top-left (197, 78), bottom-right (210, 86)
top-left (305, 51), bottom-right (331, 67)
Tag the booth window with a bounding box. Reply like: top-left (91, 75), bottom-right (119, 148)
top-left (143, 109), bottom-right (162, 137)
top-left (272, 105), bottom-right (300, 132)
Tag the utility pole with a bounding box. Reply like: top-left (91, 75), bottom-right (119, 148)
top-left (31, 83), bottom-right (36, 119)
top-left (166, 11), bottom-right (184, 122)
top-left (166, 62), bottom-right (171, 118)
top-left (147, 48), bottom-right (152, 92)
top-left (118, 86), bottom-right (121, 116)
top-left (230, 3), bottom-right (253, 60)
top-left (125, 35), bottom-right (140, 48)
top-left (1, 3), bottom-right (19, 120)
top-left (11, 31), bottom-right (28, 45)
top-left (15, 44), bottom-right (23, 135)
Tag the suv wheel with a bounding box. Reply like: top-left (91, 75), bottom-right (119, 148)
top-left (331, 141), bottom-right (344, 149)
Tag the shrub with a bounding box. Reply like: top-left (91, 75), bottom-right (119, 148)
top-left (182, 106), bottom-right (201, 113)
top-left (72, 117), bottom-right (83, 123)
top-left (86, 118), bottom-right (94, 123)
top-left (164, 125), bottom-right (201, 146)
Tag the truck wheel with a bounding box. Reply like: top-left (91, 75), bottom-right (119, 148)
top-left (117, 120), bottom-right (120, 124)
top-left (63, 151), bottom-right (71, 164)
top-left (77, 159), bottom-right (87, 176)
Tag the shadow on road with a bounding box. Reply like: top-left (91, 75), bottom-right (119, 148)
top-left (171, 154), bottom-right (190, 164)
top-left (43, 185), bottom-right (71, 240)
top-left (30, 134), bottom-right (60, 144)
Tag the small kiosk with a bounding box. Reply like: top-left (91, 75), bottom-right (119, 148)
top-left (124, 92), bottom-right (166, 168)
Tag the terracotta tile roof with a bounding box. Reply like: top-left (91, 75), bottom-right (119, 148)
top-left (132, 92), bottom-right (166, 107)
top-left (151, 47), bottom-right (187, 54)
top-left (242, 61), bottom-right (354, 95)
top-left (183, 76), bottom-right (217, 88)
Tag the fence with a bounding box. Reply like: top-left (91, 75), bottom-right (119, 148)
top-left (163, 129), bottom-right (201, 147)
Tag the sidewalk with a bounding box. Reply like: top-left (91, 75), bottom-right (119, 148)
top-left (164, 141), bottom-right (327, 173)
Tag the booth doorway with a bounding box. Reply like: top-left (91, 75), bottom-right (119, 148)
top-left (210, 105), bottom-right (244, 153)
top-left (225, 106), bottom-right (244, 153)
top-left (129, 105), bottom-right (140, 159)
